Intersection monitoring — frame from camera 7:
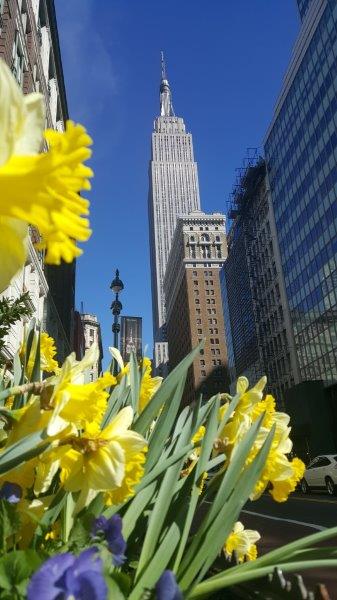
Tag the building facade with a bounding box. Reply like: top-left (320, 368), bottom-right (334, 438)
top-left (120, 316), bottom-right (142, 363)
top-left (221, 156), bottom-right (299, 403)
top-left (148, 56), bottom-right (201, 375)
top-left (80, 313), bottom-right (103, 381)
top-left (0, 0), bottom-right (74, 362)
top-left (264, 0), bottom-right (337, 386)
top-left (164, 211), bottom-right (229, 405)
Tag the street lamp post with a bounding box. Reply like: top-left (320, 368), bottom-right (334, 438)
top-left (110, 270), bottom-right (124, 367)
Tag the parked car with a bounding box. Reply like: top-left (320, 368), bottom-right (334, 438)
top-left (300, 455), bottom-right (337, 496)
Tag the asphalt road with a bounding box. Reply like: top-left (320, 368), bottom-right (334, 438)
top-left (241, 491), bottom-right (337, 598)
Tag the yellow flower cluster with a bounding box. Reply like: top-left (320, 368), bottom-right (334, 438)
top-left (0, 339), bottom-right (148, 523)
top-left (224, 521), bottom-right (260, 563)
top-left (0, 58), bottom-right (93, 292)
top-left (109, 347), bottom-right (162, 413)
top-left (217, 377), bottom-right (305, 502)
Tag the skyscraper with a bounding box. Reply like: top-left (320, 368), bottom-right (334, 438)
top-left (264, 0), bottom-right (337, 385)
top-left (148, 54), bottom-right (201, 375)
top-left (164, 211), bottom-right (229, 405)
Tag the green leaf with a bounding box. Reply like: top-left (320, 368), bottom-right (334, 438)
top-left (0, 550), bottom-right (41, 593)
top-left (134, 342), bottom-right (203, 436)
top-left (178, 419), bottom-right (275, 590)
top-left (101, 386), bottom-right (131, 429)
top-left (227, 523), bottom-right (337, 578)
top-left (190, 559), bottom-right (337, 597)
top-left (129, 351), bottom-right (140, 413)
top-left (137, 443), bottom-right (194, 493)
top-left (128, 522), bottom-right (180, 600)
top-left (61, 492), bottom-right (76, 543)
top-left (145, 376), bottom-right (187, 472)
top-left (0, 430), bottom-right (49, 475)
top-left (173, 396), bottom-right (220, 572)
top-left (106, 577), bottom-right (126, 600)
top-left (135, 405), bottom-right (195, 580)
top-left (29, 329), bottom-right (41, 385)
top-left (120, 481), bottom-right (157, 540)
top-left (0, 500), bottom-right (20, 550)
top-left (33, 488), bottom-right (66, 542)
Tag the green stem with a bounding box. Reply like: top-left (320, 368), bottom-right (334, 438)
top-left (189, 559), bottom-right (337, 598)
top-left (0, 381), bottom-right (45, 402)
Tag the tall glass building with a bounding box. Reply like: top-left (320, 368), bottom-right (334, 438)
top-left (264, 0), bottom-right (337, 384)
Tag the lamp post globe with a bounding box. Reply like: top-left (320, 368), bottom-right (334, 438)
top-left (110, 269), bottom-right (124, 295)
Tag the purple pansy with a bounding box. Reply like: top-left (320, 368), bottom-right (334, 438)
top-left (91, 514), bottom-right (126, 566)
top-left (27, 547), bottom-right (107, 600)
top-left (155, 570), bottom-right (183, 600)
top-left (0, 482), bottom-right (22, 503)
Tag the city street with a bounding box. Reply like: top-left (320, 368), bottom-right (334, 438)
top-left (242, 492), bottom-right (337, 598)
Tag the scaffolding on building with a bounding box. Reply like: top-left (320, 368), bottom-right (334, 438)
top-left (223, 148), bottom-right (293, 403)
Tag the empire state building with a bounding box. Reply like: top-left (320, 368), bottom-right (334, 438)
top-left (148, 55), bottom-right (201, 374)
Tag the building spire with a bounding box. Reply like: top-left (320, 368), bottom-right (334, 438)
top-left (160, 51), bottom-right (174, 117)
top-left (161, 50), bottom-right (166, 80)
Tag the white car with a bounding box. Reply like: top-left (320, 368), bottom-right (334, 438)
top-left (301, 455), bottom-right (337, 496)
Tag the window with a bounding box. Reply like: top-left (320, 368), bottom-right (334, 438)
top-left (194, 280), bottom-right (198, 286)
top-left (194, 289), bottom-right (199, 296)
top-left (215, 338), bottom-right (219, 344)
top-left (198, 328), bottom-right (202, 334)
top-left (210, 338), bottom-right (214, 344)
top-left (211, 348), bottom-right (215, 355)
top-left (200, 359), bottom-right (205, 366)
top-left (193, 271), bottom-right (198, 276)
top-left (196, 308), bottom-right (201, 314)
top-left (212, 359), bottom-right (217, 366)
top-left (11, 31), bottom-right (24, 86)
top-left (200, 349), bottom-right (204, 355)
top-left (209, 328), bottom-right (213, 334)
top-left (196, 318), bottom-right (201, 324)
top-left (201, 370), bottom-right (206, 377)
top-left (195, 299), bottom-right (200, 304)
top-left (217, 359), bottom-right (222, 365)
top-left (214, 328), bottom-right (218, 334)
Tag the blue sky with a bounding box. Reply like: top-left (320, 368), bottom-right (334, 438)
top-left (55, 0), bottom-right (300, 366)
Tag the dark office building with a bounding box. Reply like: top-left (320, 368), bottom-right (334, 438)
top-left (264, 0), bottom-right (337, 386)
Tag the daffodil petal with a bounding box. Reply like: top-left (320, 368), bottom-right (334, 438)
top-left (14, 93), bottom-right (44, 155)
top-left (101, 406), bottom-right (134, 439)
top-left (0, 217), bottom-right (27, 292)
top-left (86, 443), bottom-right (125, 490)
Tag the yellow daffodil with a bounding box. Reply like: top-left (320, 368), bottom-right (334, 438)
top-left (216, 376), bottom-right (304, 503)
top-left (249, 413), bottom-right (305, 502)
top-left (139, 357), bottom-right (162, 412)
top-left (55, 406), bottom-right (147, 511)
top-left (40, 333), bottom-right (59, 373)
top-left (21, 331), bottom-right (59, 377)
top-left (5, 344), bottom-right (115, 448)
top-left (224, 521), bottom-right (260, 562)
top-left (0, 58), bottom-right (93, 292)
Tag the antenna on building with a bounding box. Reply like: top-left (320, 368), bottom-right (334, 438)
top-left (80, 300), bottom-right (84, 314)
top-left (161, 50), bottom-right (166, 80)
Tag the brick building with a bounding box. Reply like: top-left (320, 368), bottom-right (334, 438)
top-left (164, 210), bottom-right (229, 405)
top-left (0, 0), bottom-right (75, 362)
